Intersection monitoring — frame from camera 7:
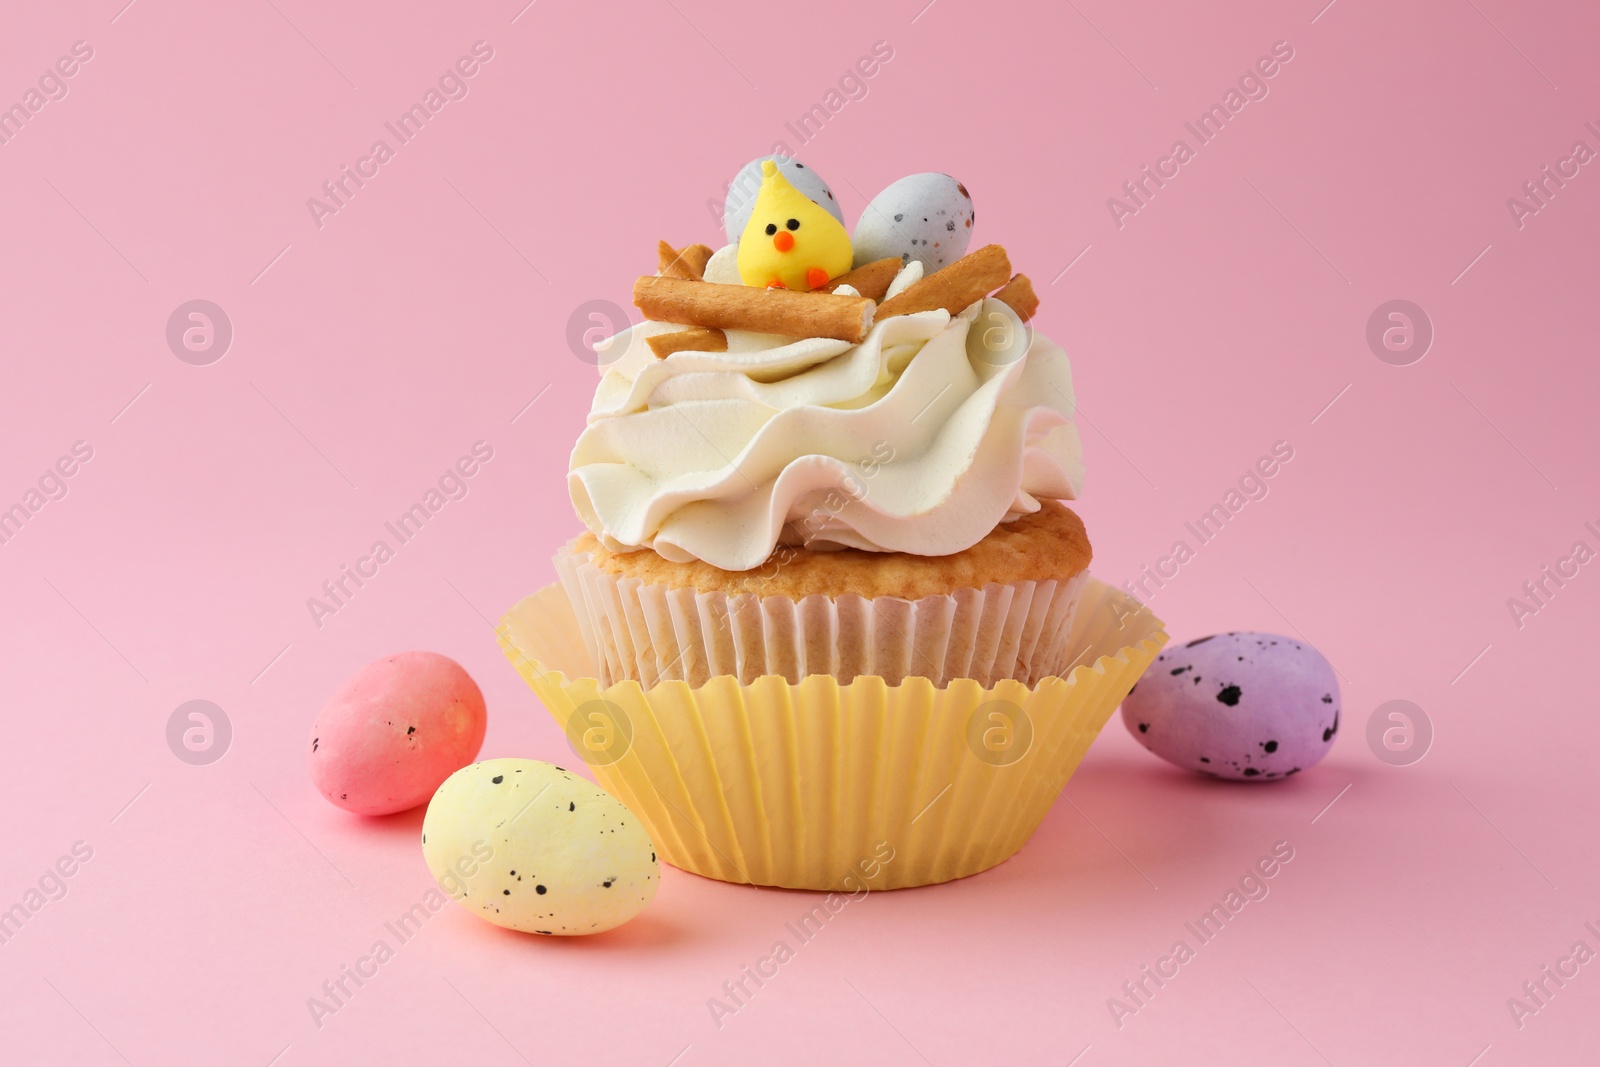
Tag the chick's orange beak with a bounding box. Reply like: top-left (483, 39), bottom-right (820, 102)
top-left (772, 230), bottom-right (794, 253)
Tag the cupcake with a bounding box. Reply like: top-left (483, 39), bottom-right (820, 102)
top-left (501, 158), bottom-right (1165, 890)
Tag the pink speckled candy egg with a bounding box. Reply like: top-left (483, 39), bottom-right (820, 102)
top-left (309, 652), bottom-right (487, 815)
top-left (1121, 632), bottom-right (1340, 781)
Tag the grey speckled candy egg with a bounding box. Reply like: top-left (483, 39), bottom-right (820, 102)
top-left (852, 173), bottom-right (974, 272)
top-left (1121, 632), bottom-right (1340, 781)
top-left (723, 155), bottom-right (844, 246)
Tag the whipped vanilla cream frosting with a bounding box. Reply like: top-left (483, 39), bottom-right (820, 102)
top-left (568, 251), bottom-right (1084, 572)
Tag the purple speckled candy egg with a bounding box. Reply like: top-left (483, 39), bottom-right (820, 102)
top-left (1121, 632), bottom-right (1340, 781)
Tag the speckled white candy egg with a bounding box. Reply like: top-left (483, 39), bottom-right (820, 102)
top-left (852, 172), bottom-right (975, 272)
top-left (723, 155), bottom-right (844, 246)
top-left (1121, 632), bottom-right (1340, 781)
top-left (421, 758), bottom-right (659, 936)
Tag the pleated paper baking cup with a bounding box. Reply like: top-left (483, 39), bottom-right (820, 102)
top-left (553, 542), bottom-right (1090, 689)
top-left (498, 577), bottom-right (1165, 891)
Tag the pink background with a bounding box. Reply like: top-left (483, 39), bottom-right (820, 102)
top-left (3, 0), bottom-right (1597, 1063)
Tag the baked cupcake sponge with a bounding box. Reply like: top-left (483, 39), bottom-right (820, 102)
top-left (576, 500), bottom-right (1092, 599)
top-left (556, 502), bottom-right (1094, 688)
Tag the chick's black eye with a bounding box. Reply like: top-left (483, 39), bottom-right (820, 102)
top-left (786, 218), bottom-right (800, 230)
top-left (764, 223), bottom-right (777, 236)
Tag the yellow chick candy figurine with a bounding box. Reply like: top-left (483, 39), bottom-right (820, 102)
top-left (737, 160), bottom-right (854, 291)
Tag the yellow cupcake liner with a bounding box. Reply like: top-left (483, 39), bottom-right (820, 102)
top-left (498, 577), bottom-right (1165, 891)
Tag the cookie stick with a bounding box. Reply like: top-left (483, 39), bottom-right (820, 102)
top-left (633, 276), bottom-right (874, 343)
top-left (646, 327), bottom-right (729, 359)
top-left (657, 242), bottom-right (715, 280)
top-left (875, 244), bottom-right (1012, 318)
top-left (819, 258), bottom-right (902, 301)
top-left (993, 273), bottom-right (1039, 322)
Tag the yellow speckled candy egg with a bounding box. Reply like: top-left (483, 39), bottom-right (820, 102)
top-left (421, 758), bottom-right (658, 936)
